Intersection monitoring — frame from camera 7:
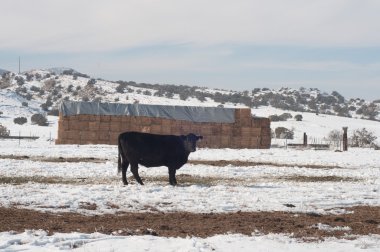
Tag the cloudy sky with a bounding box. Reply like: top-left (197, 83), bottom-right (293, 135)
top-left (1, 0), bottom-right (380, 100)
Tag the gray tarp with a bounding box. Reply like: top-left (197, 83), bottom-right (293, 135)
top-left (59, 101), bottom-right (236, 123)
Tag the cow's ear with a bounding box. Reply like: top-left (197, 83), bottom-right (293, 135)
top-left (198, 135), bottom-right (203, 140)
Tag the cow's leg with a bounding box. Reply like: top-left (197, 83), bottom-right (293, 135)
top-left (168, 167), bottom-right (177, 186)
top-left (130, 162), bottom-right (144, 185)
top-left (121, 160), bottom-right (129, 185)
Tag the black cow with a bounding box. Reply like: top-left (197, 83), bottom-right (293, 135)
top-left (118, 131), bottom-right (203, 185)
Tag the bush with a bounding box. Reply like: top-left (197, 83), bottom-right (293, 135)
top-left (87, 78), bottom-right (96, 86)
top-left (350, 128), bottom-right (377, 147)
top-left (116, 83), bottom-right (126, 93)
top-left (280, 113), bottom-right (292, 121)
top-left (14, 117), bottom-right (27, 125)
top-left (327, 129), bottom-right (341, 141)
top-left (15, 76), bottom-right (25, 86)
top-left (269, 113), bottom-right (292, 122)
top-left (275, 127), bottom-right (294, 139)
top-left (0, 124), bottom-right (10, 136)
top-left (30, 85), bottom-right (41, 92)
top-left (269, 114), bottom-right (281, 122)
top-left (31, 113), bottom-right (48, 126)
top-left (294, 114), bottom-right (303, 121)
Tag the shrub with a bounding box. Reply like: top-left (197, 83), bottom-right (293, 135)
top-left (15, 76), bottom-right (25, 86)
top-left (0, 124), bottom-right (10, 136)
top-left (14, 117), bottom-right (27, 125)
top-left (327, 129), bottom-right (341, 141)
top-left (30, 85), bottom-right (41, 92)
top-left (116, 83), bottom-right (126, 93)
top-left (350, 128), bottom-right (377, 147)
top-left (275, 127), bottom-right (294, 139)
top-left (269, 113), bottom-right (292, 122)
top-left (31, 114), bottom-right (48, 126)
top-left (279, 113), bottom-right (292, 121)
top-left (67, 84), bottom-right (74, 92)
top-left (269, 115), bottom-right (281, 122)
top-left (87, 78), bottom-right (96, 86)
top-left (43, 79), bottom-right (56, 90)
top-left (22, 102), bottom-right (28, 107)
top-left (294, 114), bottom-right (303, 121)
top-left (143, 90), bottom-right (152, 96)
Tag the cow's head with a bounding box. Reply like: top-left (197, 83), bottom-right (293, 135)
top-left (181, 133), bottom-right (203, 152)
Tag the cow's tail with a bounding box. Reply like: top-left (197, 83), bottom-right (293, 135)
top-left (117, 136), bottom-right (122, 174)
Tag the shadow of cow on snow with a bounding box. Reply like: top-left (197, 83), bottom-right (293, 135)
top-left (118, 132), bottom-right (203, 186)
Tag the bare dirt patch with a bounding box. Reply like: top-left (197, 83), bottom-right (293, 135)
top-left (280, 175), bottom-right (361, 183)
top-left (0, 206), bottom-right (378, 240)
top-left (0, 154), bottom-right (107, 163)
top-left (189, 160), bottom-right (341, 169)
top-left (0, 174), bottom-right (360, 186)
top-left (0, 154), bottom-right (341, 169)
top-left (0, 176), bottom-right (116, 185)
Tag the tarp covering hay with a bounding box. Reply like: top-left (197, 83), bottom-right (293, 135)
top-left (56, 101), bottom-right (271, 149)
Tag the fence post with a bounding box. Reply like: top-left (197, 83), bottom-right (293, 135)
top-left (343, 127), bottom-right (348, 151)
top-left (303, 132), bottom-right (307, 147)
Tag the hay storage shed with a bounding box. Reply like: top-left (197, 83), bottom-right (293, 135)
top-left (56, 101), bottom-right (271, 149)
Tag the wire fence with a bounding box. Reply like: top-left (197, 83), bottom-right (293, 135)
top-left (0, 130), bottom-right (55, 146)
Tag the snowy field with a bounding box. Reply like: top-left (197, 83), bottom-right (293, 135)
top-left (0, 136), bottom-right (379, 251)
top-left (1, 100), bottom-right (380, 250)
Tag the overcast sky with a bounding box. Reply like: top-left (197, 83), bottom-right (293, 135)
top-left (1, 0), bottom-right (380, 100)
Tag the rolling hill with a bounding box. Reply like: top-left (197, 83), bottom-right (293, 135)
top-left (1, 68), bottom-right (379, 145)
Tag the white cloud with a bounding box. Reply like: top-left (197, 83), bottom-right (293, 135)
top-left (1, 0), bottom-right (380, 52)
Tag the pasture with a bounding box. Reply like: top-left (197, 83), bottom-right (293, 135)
top-left (0, 139), bottom-right (379, 251)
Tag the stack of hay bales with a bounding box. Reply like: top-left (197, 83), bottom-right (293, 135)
top-left (56, 102), bottom-right (271, 149)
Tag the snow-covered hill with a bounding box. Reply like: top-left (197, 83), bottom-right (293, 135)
top-left (1, 68), bottom-right (380, 145)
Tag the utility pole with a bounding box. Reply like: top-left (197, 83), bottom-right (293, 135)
top-left (18, 56), bottom-right (21, 74)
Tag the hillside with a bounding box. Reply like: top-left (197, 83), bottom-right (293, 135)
top-left (1, 68), bottom-right (380, 144)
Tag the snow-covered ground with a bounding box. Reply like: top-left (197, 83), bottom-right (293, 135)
top-left (1, 231), bottom-right (379, 252)
top-left (0, 135), bottom-right (380, 250)
top-left (1, 93), bottom-right (380, 251)
top-left (0, 139), bottom-right (379, 215)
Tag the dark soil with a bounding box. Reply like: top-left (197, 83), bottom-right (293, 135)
top-left (0, 154), bottom-right (341, 169)
top-left (0, 206), bottom-right (379, 240)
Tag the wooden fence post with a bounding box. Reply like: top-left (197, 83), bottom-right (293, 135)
top-left (343, 127), bottom-right (348, 151)
top-left (303, 132), bottom-right (307, 147)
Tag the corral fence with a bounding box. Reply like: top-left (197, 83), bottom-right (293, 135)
top-left (275, 134), bottom-right (346, 151)
top-left (56, 101), bottom-right (272, 149)
top-left (0, 130), bottom-right (53, 145)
